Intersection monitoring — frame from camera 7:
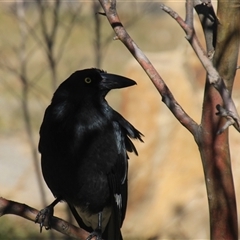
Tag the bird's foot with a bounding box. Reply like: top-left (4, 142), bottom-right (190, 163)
top-left (86, 228), bottom-right (102, 240)
top-left (35, 205), bottom-right (54, 232)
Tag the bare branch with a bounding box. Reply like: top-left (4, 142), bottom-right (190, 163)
top-left (35, 0), bottom-right (61, 90)
top-left (0, 197), bottom-right (89, 240)
top-left (185, 0), bottom-right (194, 28)
top-left (159, 3), bottom-right (240, 133)
top-left (56, 4), bottom-right (82, 63)
top-left (98, 0), bottom-right (199, 138)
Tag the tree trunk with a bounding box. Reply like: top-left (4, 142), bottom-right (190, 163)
top-left (200, 1), bottom-right (240, 239)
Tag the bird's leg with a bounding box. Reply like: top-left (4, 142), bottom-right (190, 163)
top-left (86, 212), bottom-right (103, 240)
top-left (35, 197), bottom-right (61, 232)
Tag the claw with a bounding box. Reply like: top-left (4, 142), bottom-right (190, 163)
top-left (35, 205), bottom-right (54, 232)
top-left (35, 197), bottom-right (61, 232)
top-left (86, 229), bottom-right (102, 240)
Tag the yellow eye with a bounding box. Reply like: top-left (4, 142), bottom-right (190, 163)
top-left (85, 77), bottom-right (92, 84)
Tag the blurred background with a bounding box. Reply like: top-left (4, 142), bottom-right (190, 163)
top-left (0, 1), bottom-right (240, 239)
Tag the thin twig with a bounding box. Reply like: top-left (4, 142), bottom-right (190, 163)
top-left (185, 0), bottom-right (194, 28)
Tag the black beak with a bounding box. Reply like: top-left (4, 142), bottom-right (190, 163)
top-left (100, 72), bottom-right (136, 90)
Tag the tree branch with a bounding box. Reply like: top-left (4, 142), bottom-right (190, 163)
top-left (0, 197), bottom-right (89, 240)
top-left (98, 0), bottom-right (199, 139)
top-left (159, 3), bottom-right (240, 133)
top-left (185, 0), bottom-right (194, 28)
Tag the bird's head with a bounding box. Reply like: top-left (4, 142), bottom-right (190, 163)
top-left (54, 68), bottom-right (136, 102)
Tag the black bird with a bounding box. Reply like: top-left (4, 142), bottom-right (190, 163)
top-left (36, 68), bottom-right (143, 240)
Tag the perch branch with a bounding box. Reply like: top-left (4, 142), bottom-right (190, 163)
top-left (98, 0), bottom-right (199, 139)
top-left (0, 197), bottom-right (89, 240)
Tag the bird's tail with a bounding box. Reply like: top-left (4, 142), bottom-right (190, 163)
top-left (102, 206), bottom-right (123, 240)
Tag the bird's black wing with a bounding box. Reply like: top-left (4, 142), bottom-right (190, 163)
top-left (103, 109), bottom-right (143, 240)
top-left (112, 109), bottom-right (144, 155)
top-left (102, 121), bottom-right (127, 240)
